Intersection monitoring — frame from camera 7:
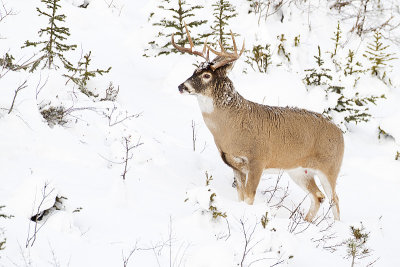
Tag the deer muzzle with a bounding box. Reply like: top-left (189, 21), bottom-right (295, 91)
top-left (178, 83), bottom-right (188, 94)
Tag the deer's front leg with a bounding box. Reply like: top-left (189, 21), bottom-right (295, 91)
top-left (233, 170), bottom-right (246, 201)
top-left (244, 163), bottom-right (264, 205)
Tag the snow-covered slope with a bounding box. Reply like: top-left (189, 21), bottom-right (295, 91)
top-left (1, 0), bottom-right (400, 266)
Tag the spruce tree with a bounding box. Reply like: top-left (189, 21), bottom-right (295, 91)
top-left (363, 30), bottom-right (396, 77)
top-left (0, 205), bottom-right (12, 252)
top-left (64, 51), bottom-right (111, 98)
top-left (344, 49), bottom-right (364, 76)
top-left (304, 46), bottom-right (332, 86)
top-left (245, 44), bottom-right (272, 73)
top-left (277, 34), bottom-right (290, 62)
top-left (22, 0), bottom-right (77, 71)
top-left (145, 0), bottom-right (207, 57)
top-left (331, 21), bottom-right (342, 58)
top-left (210, 0), bottom-right (238, 51)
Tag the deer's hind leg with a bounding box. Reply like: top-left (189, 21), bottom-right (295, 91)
top-left (287, 168), bottom-right (325, 222)
top-left (316, 170), bottom-right (340, 220)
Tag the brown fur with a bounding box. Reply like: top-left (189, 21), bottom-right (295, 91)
top-left (178, 61), bottom-right (344, 222)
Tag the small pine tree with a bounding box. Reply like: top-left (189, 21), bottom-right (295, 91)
top-left (344, 49), bottom-right (364, 76)
top-left (363, 30), bottom-right (396, 77)
top-left (210, 0), bottom-right (238, 51)
top-left (277, 34), bottom-right (290, 62)
top-left (326, 93), bottom-right (385, 124)
top-left (22, 0), bottom-right (77, 71)
top-left (344, 223), bottom-right (372, 267)
top-left (304, 46), bottom-right (332, 86)
top-left (245, 44), bottom-right (272, 73)
top-left (0, 205), bottom-right (12, 252)
top-left (261, 211), bottom-right (269, 229)
top-left (294, 35), bottom-right (300, 47)
top-left (209, 192), bottom-right (227, 220)
top-left (0, 53), bottom-right (17, 71)
top-left (64, 51), bottom-right (111, 98)
top-left (145, 0), bottom-right (207, 57)
top-left (331, 21), bottom-right (342, 58)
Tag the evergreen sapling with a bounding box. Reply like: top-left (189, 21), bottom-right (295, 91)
top-left (277, 34), bottom-right (290, 62)
top-left (331, 21), bottom-right (342, 58)
top-left (304, 46), bottom-right (332, 86)
top-left (363, 30), bottom-right (396, 80)
top-left (245, 43), bottom-right (272, 73)
top-left (210, 0), bottom-right (238, 51)
top-left (64, 51), bottom-right (111, 99)
top-left (145, 0), bottom-right (207, 57)
top-left (22, 0), bottom-right (77, 72)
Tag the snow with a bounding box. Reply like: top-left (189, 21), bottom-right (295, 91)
top-left (1, 0), bottom-right (400, 266)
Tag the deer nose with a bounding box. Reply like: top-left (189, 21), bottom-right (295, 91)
top-left (178, 83), bottom-right (187, 93)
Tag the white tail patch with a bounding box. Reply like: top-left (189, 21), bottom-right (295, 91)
top-left (197, 95), bottom-right (214, 114)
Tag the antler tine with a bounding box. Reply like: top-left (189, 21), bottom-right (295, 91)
top-left (171, 33), bottom-right (191, 54)
top-left (218, 40), bottom-right (226, 54)
top-left (230, 30), bottom-right (237, 55)
top-left (171, 22), bottom-right (209, 61)
top-left (208, 31), bottom-right (245, 71)
top-left (202, 37), bottom-right (209, 61)
top-left (239, 40), bottom-right (245, 56)
top-left (183, 22), bottom-right (194, 50)
top-left (207, 45), bottom-right (225, 57)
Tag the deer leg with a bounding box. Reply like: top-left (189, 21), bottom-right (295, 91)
top-left (244, 164), bottom-right (264, 205)
top-left (288, 169), bottom-right (325, 222)
top-left (317, 171), bottom-right (340, 220)
top-left (234, 170), bottom-right (246, 201)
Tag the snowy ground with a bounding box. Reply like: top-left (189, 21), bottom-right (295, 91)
top-left (1, 0), bottom-right (400, 266)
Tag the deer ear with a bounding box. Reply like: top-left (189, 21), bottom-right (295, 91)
top-left (211, 56), bottom-right (234, 74)
top-left (217, 62), bottom-right (234, 75)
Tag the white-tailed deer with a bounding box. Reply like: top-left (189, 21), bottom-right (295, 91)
top-left (172, 24), bottom-right (344, 221)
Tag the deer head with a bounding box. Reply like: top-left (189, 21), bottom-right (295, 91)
top-left (172, 23), bottom-right (245, 97)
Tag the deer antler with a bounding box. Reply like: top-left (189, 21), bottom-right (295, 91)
top-left (171, 23), bottom-right (245, 71)
top-left (171, 22), bottom-right (209, 61)
top-left (207, 30), bottom-right (245, 71)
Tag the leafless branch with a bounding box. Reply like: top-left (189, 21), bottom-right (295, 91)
top-left (48, 242), bottom-right (61, 267)
top-left (103, 103), bottom-right (141, 127)
top-left (191, 120), bottom-right (197, 151)
top-left (122, 241), bottom-right (138, 267)
top-left (121, 136), bottom-right (143, 180)
top-left (239, 218), bottom-right (262, 267)
top-left (262, 171), bottom-right (289, 208)
top-left (26, 182), bottom-right (55, 248)
top-left (8, 80), bottom-right (28, 114)
top-left (0, 1), bottom-right (15, 23)
top-left (216, 217), bottom-right (231, 241)
top-left (280, 194), bottom-right (313, 234)
top-left (35, 73), bottom-right (49, 100)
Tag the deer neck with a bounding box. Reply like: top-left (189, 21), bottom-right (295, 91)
top-left (198, 77), bottom-right (245, 112)
top-left (197, 78), bottom-right (247, 132)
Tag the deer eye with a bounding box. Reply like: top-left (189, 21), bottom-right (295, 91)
top-left (203, 73), bottom-right (211, 79)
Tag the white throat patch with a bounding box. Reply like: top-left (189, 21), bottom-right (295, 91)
top-left (197, 95), bottom-right (214, 114)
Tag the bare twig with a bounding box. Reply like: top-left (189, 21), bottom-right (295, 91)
top-left (104, 104), bottom-right (141, 127)
top-left (8, 80), bottom-right (28, 114)
top-left (26, 182), bottom-right (55, 248)
top-left (35, 73), bottom-right (49, 100)
top-left (239, 218), bottom-right (262, 267)
top-left (121, 136), bottom-right (143, 180)
top-left (122, 241), bottom-right (138, 267)
top-left (216, 217), bottom-right (231, 241)
top-left (262, 171), bottom-right (289, 208)
top-left (191, 120), bottom-right (197, 151)
top-left (280, 194), bottom-right (312, 234)
top-left (0, 1), bottom-right (15, 23)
